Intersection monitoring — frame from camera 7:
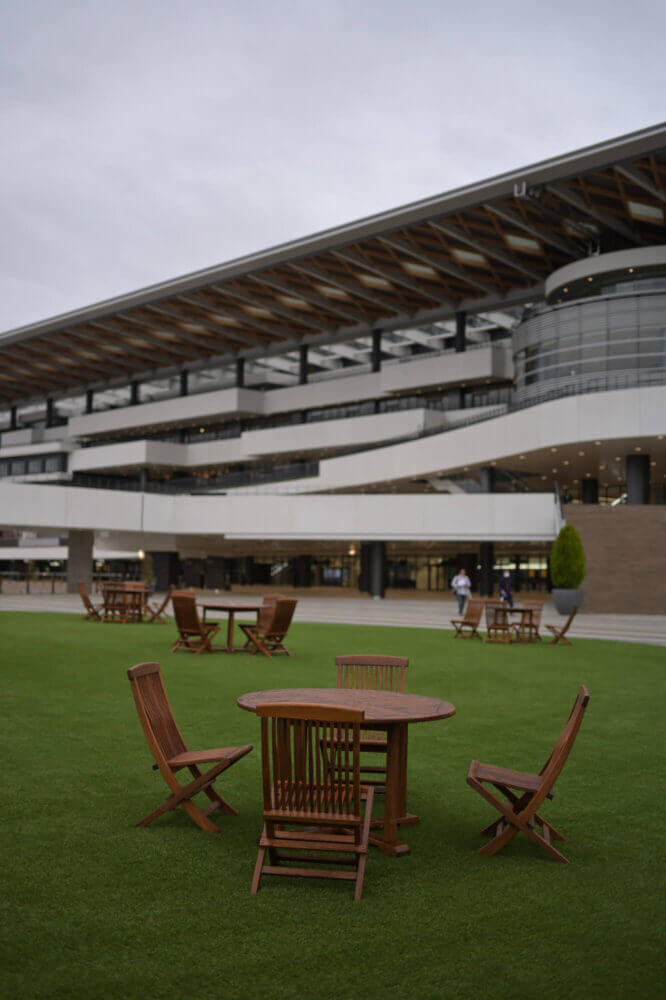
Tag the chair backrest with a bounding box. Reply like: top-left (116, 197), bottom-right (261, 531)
top-left (102, 582), bottom-right (126, 613)
top-left (264, 598), bottom-right (297, 636)
top-left (77, 581), bottom-right (95, 612)
top-left (127, 661), bottom-right (187, 771)
top-left (171, 590), bottom-right (202, 634)
top-left (257, 703), bottom-right (364, 825)
top-left (538, 685), bottom-right (590, 795)
top-left (256, 593), bottom-right (287, 631)
top-left (523, 600), bottom-right (543, 627)
top-left (464, 598), bottom-right (484, 625)
top-left (559, 604), bottom-right (578, 636)
top-left (151, 586), bottom-right (173, 617)
top-left (335, 655), bottom-right (408, 694)
top-left (485, 602), bottom-right (507, 627)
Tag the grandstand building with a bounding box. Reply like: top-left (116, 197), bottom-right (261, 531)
top-left (0, 124), bottom-right (664, 612)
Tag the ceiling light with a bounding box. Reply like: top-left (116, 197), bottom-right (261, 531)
top-left (627, 200), bottom-right (664, 224)
top-left (562, 286), bottom-right (568, 293)
top-left (599, 465), bottom-right (605, 471)
top-left (578, 451), bottom-right (585, 456)
top-left (587, 276), bottom-right (594, 283)
top-left (628, 267), bottom-right (635, 274)
top-left (552, 467), bottom-right (558, 473)
top-left (551, 447), bottom-right (557, 453)
top-left (505, 233), bottom-right (542, 254)
top-left (615, 456), bottom-right (621, 461)
top-left (651, 461), bottom-right (656, 467)
top-left (585, 472), bottom-right (591, 477)
top-left (658, 435), bottom-right (664, 440)
top-left (316, 284), bottom-right (349, 300)
top-left (402, 261), bottom-right (438, 279)
top-left (278, 295), bottom-right (310, 310)
top-left (635, 446), bottom-right (642, 451)
top-left (563, 460), bottom-right (569, 465)
top-left (358, 273), bottom-right (393, 291)
top-left (451, 248), bottom-right (488, 268)
top-left (519, 455), bottom-right (525, 460)
top-left (243, 305), bottom-right (273, 318)
top-left (595, 440), bottom-right (601, 445)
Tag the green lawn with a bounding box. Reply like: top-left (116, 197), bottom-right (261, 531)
top-left (1, 613), bottom-right (664, 1000)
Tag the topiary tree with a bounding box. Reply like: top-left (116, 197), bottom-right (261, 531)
top-left (550, 524), bottom-right (585, 589)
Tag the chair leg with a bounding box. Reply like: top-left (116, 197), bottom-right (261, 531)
top-left (354, 786), bottom-right (375, 902)
top-left (251, 828), bottom-right (268, 895)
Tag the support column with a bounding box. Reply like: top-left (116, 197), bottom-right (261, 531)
top-left (479, 541), bottom-right (494, 597)
top-left (359, 542), bottom-right (370, 593)
top-left (139, 469), bottom-right (147, 492)
top-left (626, 454), bottom-right (649, 504)
top-left (180, 370), bottom-right (189, 396)
top-left (455, 311), bottom-right (466, 353)
top-left (581, 478), bottom-right (599, 504)
top-left (150, 551), bottom-right (181, 590)
top-left (371, 330), bottom-right (382, 373)
top-left (66, 529), bottom-right (94, 594)
top-left (480, 466), bottom-right (495, 493)
top-left (130, 381), bottom-right (140, 406)
top-left (293, 554), bottom-right (312, 588)
top-left (10, 405), bottom-right (18, 430)
top-left (46, 397), bottom-right (55, 428)
top-left (236, 358), bottom-right (245, 388)
top-left (299, 345), bottom-right (309, 385)
top-left (369, 541), bottom-right (386, 599)
top-left (85, 390), bottom-right (94, 414)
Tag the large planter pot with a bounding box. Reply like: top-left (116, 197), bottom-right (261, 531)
top-left (552, 588), bottom-right (583, 616)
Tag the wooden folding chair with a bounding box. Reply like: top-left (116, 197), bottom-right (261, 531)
top-left (521, 600), bottom-right (544, 642)
top-left (240, 598), bottom-right (297, 657)
top-left (483, 602), bottom-right (512, 643)
top-left (335, 655), bottom-right (408, 792)
top-left (451, 597), bottom-right (484, 638)
top-left (127, 662), bottom-right (252, 832)
top-left (545, 605), bottom-right (578, 645)
top-left (77, 581), bottom-right (102, 621)
top-left (251, 703), bottom-right (375, 901)
top-left (145, 586), bottom-right (173, 624)
top-left (171, 590), bottom-right (220, 654)
top-left (467, 685), bottom-right (590, 863)
top-left (240, 593), bottom-right (286, 649)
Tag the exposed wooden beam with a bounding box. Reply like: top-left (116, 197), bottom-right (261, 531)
top-left (485, 202), bottom-right (580, 256)
top-left (333, 247), bottom-right (450, 305)
top-left (290, 260), bottom-right (405, 317)
top-left (426, 219), bottom-right (544, 281)
top-left (379, 233), bottom-right (498, 296)
top-left (247, 272), bottom-right (369, 325)
top-left (546, 182), bottom-right (646, 245)
top-left (614, 163), bottom-right (666, 204)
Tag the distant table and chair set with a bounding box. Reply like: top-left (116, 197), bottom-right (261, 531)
top-left (451, 597), bottom-right (578, 645)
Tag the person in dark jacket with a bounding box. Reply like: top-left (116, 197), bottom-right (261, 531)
top-left (499, 570), bottom-right (514, 608)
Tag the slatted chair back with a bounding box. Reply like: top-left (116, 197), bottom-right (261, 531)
top-left (102, 582), bottom-right (126, 619)
top-left (257, 703), bottom-right (363, 829)
top-left (485, 602), bottom-right (508, 628)
top-left (559, 605), bottom-right (578, 637)
top-left (546, 604), bottom-right (579, 644)
top-left (256, 593), bottom-right (287, 631)
top-left (538, 685), bottom-right (590, 796)
top-left (127, 662), bottom-right (187, 775)
top-left (523, 599), bottom-right (543, 629)
top-left (146, 586), bottom-right (173, 623)
top-left (265, 598), bottom-right (298, 638)
top-left (463, 598), bottom-right (484, 626)
top-left (335, 655), bottom-right (408, 694)
top-left (171, 589), bottom-right (202, 634)
top-left (77, 581), bottom-right (100, 619)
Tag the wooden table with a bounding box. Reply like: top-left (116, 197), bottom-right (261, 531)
top-left (237, 687), bottom-right (455, 857)
top-left (200, 602), bottom-right (262, 653)
top-left (506, 605), bottom-right (535, 642)
top-left (101, 582), bottom-right (147, 623)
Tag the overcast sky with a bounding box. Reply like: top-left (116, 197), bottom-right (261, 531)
top-left (2, 0), bottom-right (665, 333)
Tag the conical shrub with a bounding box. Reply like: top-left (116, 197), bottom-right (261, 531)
top-left (550, 524), bottom-right (585, 589)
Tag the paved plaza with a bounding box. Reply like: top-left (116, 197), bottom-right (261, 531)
top-left (2, 590), bottom-right (664, 645)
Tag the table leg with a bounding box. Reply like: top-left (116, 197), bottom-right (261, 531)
top-left (368, 723), bottom-right (419, 858)
top-left (226, 611), bottom-right (235, 653)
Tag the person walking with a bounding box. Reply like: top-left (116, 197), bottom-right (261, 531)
top-left (451, 567), bottom-right (471, 615)
top-left (499, 569), bottom-right (514, 608)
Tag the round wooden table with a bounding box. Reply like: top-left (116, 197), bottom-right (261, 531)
top-left (237, 688), bottom-right (455, 857)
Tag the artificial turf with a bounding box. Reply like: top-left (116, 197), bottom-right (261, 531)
top-left (1, 612), bottom-right (664, 1000)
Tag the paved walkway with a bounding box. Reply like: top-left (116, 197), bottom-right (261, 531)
top-left (1, 591), bottom-right (664, 645)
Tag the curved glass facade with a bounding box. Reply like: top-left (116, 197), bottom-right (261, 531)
top-left (513, 290), bottom-right (666, 402)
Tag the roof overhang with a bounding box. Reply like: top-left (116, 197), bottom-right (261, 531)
top-left (1, 122), bottom-right (665, 405)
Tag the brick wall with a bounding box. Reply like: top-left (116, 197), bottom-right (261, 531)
top-left (564, 505), bottom-right (666, 614)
